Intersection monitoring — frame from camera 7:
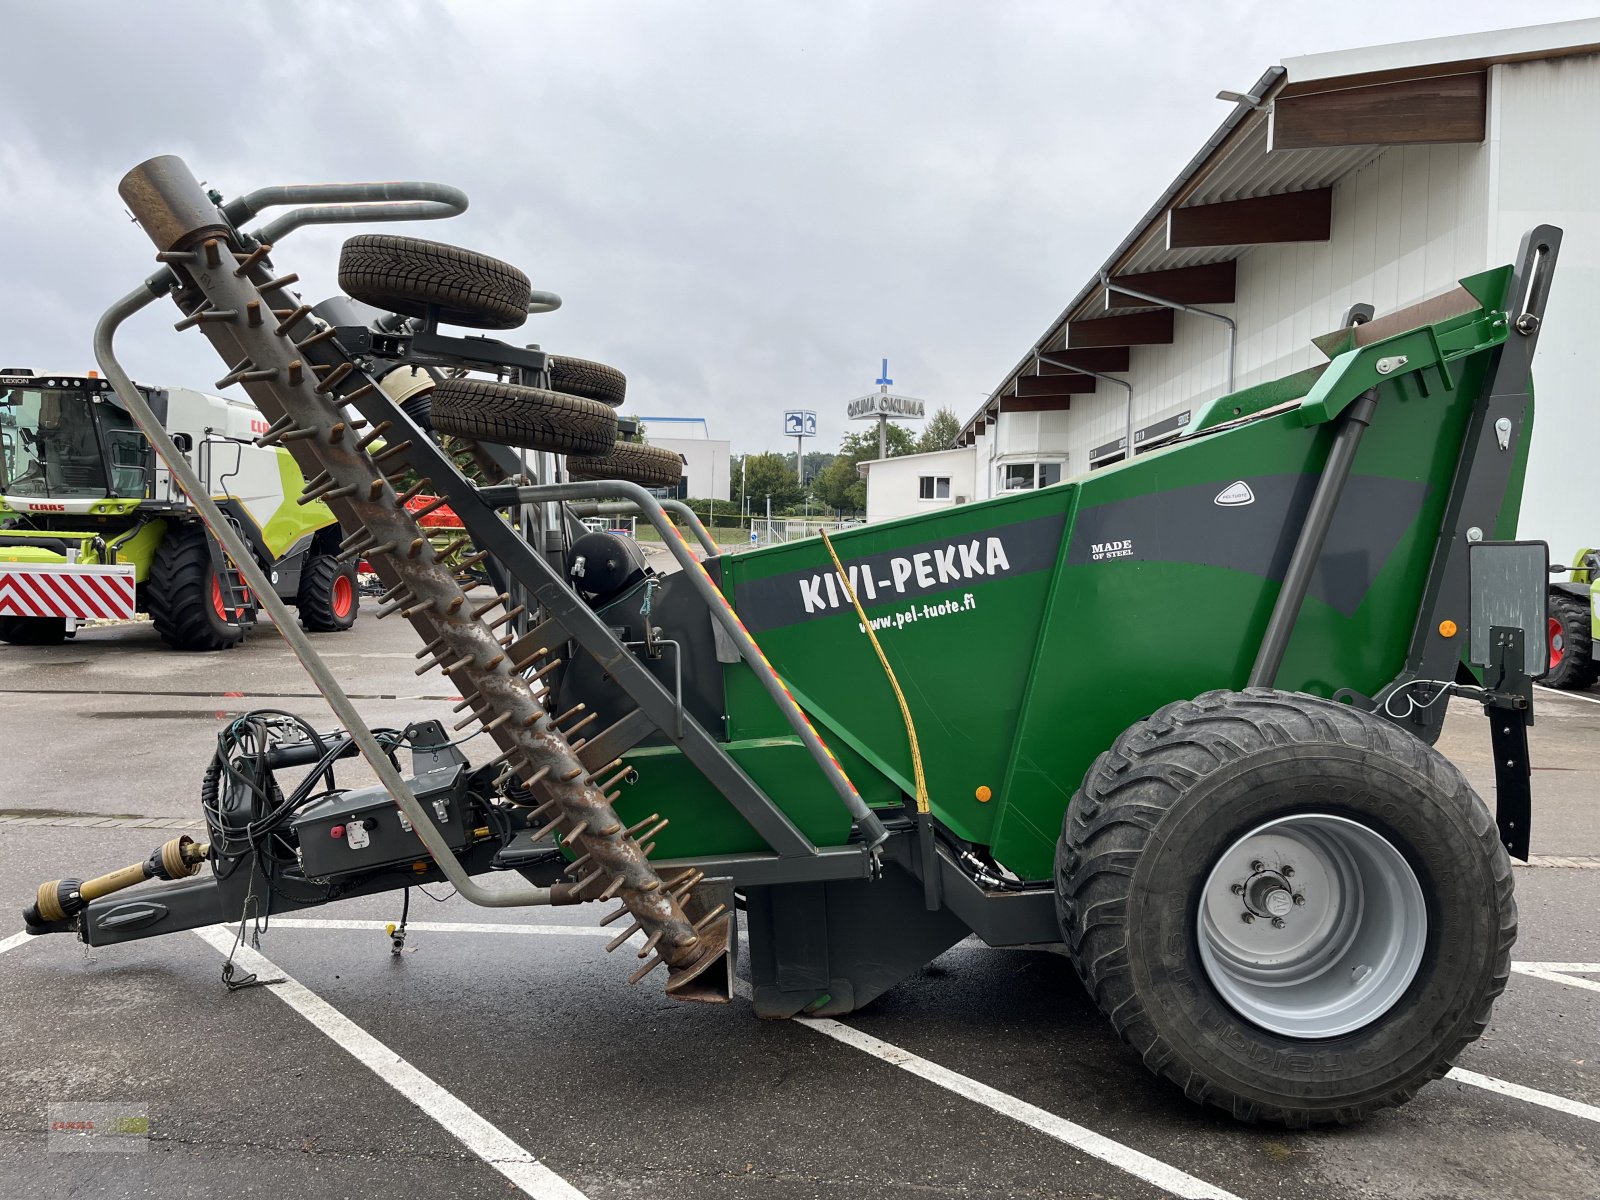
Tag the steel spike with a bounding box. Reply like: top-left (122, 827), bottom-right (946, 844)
top-left (373, 440), bottom-right (414, 465)
top-left (526, 658), bottom-right (563, 684)
top-left (637, 931), bottom-right (663, 959)
top-left (598, 903), bottom-right (632, 927)
top-left (586, 759), bottom-right (624, 785)
top-left (232, 243), bottom-right (273, 275)
top-left (315, 363), bottom-right (354, 394)
top-left (605, 920), bottom-right (643, 952)
top-left (274, 304), bottom-right (312, 335)
top-left (693, 904), bottom-right (729, 932)
top-left (297, 325), bottom-right (336, 349)
top-left (627, 953), bottom-right (666, 985)
top-left (510, 646), bottom-right (552, 672)
top-left (471, 592), bottom-right (512, 619)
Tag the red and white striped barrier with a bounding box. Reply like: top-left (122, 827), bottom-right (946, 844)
top-left (0, 563), bottom-right (138, 622)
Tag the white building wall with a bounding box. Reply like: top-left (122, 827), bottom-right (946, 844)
top-left (1486, 54), bottom-right (1600, 559)
top-left (649, 437), bottom-right (730, 499)
top-left (864, 446), bottom-right (977, 523)
top-left (1052, 137), bottom-right (1496, 477)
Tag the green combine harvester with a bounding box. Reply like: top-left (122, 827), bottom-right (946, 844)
top-left (22, 156), bottom-right (1562, 1128)
top-left (0, 370), bottom-right (357, 647)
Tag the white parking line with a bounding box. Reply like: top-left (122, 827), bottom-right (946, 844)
top-left (0, 931), bottom-right (34, 956)
top-left (1513, 964), bottom-right (1600, 995)
top-left (1447, 1068), bottom-right (1600, 1124)
top-left (1517, 962), bottom-right (1600, 974)
top-left (732, 981), bottom-right (1238, 1200)
top-left (191, 926), bottom-right (587, 1200)
top-left (267, 918), bottom-right (612, 938)
top-left (1535, 684), bottom-right (1600, 706)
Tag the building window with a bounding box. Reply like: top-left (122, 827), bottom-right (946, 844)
top-left (999, 461), bottom-right (1064, 491)
top-left (918, 475), bottom-right (951, 500)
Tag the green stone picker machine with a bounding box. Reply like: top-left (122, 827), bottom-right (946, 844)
top-left (22, 155), bottom-right (1564, 1127)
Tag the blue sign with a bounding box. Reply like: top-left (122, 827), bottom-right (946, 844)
top-left (783, 410), bottom-right (818, 437)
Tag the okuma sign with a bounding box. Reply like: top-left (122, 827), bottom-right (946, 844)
top-left (848, 392), bottom-right (925, 420)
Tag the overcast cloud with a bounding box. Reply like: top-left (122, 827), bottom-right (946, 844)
top-left (2, 0), bottom-right (1592, 454)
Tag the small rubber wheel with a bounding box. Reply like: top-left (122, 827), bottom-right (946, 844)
top-left (0, 616), bottom-right (67, 645)
top-left (338, 235), bottom-right (531, 330)
top-left (549, 356), bottom-right (627, 407)
top-left (568, 441), bottom-right (685, 489)
top-left (146, 528), bottom-right (244, 651)
top-left (1056, 687), bottom-right (1515, 1126)
top-left (1544, 592), bottom-right (1597, 689)
top-left (431, 378), bottom-right (616, 455)
top-left (297, 552), bottom-right (359, 632)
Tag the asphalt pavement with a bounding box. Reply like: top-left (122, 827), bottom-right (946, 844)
top-left (1, 601), bottom-right (1597, 1199)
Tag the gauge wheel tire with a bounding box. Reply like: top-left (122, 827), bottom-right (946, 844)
top-left (430, 378), bottom-right (617, 455)
top-left (1543, 593), bottom-right (1597, 690)
top-left (548, 356), bottom-right (627, 407)
top-left (146, 530), bottom-right (245, 652)
top-left (0, 616), bottom-right (68, 645)
top-left (297, 553), bottom-right (359, 632)
top-left (568, 441), bottom-right (685, 489)
top-left (338, 235), bottom-right (531, 331)
top-left (1055, 687), bottom-right (1514, 1127)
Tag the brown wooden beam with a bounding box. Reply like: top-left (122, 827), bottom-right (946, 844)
top-left (1270, 71), bottom-right (1485, 151)
top-left (1167, 188), bottom-right (1332, 249)
top-left (1066, 308), bottom-right (1174, 349)
top-left (1105, 260), bottom-right (1237, 309)
top-left (1038, 346), bottom-right (1130, 374)
top-left (998, 395), bottom-right (1075, 413)
top-left (1013, 375), bottom-right (1095, 399)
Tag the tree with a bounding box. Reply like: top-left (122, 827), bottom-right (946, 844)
top-left (916, 406), bottom-right (960, 454)
top-left (740, 451), bottom-right (804, 511)
top-left (813, 424), bottom-right (916, 513)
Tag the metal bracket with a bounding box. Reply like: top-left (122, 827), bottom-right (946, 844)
top-left (1483, 627), bottom-right (1533, 860)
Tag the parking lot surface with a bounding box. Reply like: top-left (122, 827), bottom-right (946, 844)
top-left (3, 606), bottom-right (1598, 1199)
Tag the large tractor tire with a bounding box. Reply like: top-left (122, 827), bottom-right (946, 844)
top-left (568, 441), bottom-right (685, 489)
top-left (549, 355), bottom-right (627, 407)
top-left (1056, 687), bottom-right (1514, 1127)
top-left (1544, 592), bottom-right (1597, 690)
top-left (297, 553), bottom-right (359, 633)
top-left (338, 235), bottom-right (531, 331)
top-left (430, 378), bottom-right (616, 456)
top-left (146, 529), bottom-right (245, 652)
top-left (0, 616), bottom-right (68, 645)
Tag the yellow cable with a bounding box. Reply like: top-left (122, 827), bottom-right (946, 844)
top-left (818, 529), bottom-right (929, 816)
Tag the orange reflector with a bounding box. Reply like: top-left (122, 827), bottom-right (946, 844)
top-left (87, 370), bottom-right (99, 378)
top-left (975, 786), bottom-right (993, 803)
top-left (1439, 620), bottom-right (1459, 638)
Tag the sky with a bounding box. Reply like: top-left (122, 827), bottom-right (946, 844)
top-left (2, 0), bottom-right (1593, 456)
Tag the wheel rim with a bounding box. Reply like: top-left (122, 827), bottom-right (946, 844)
top-left (331, 573), bottom-right (354, 619)
top-left (211, 576), bottom-right (228, 621)
top-left (1549, 616), bottom-right (1566, 667)
top-left (1196, 813), bottom-right (1427, 1038)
